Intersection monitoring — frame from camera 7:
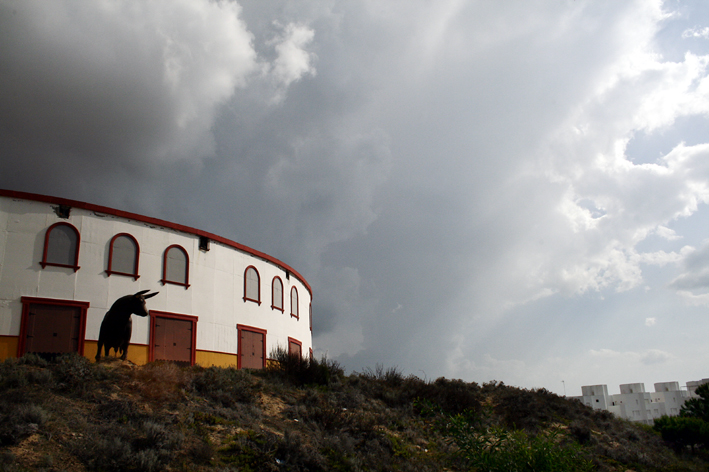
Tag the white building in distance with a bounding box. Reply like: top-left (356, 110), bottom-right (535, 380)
top-left (570, 379), bottom-right (709, 425)
top-left (0, 190), bottom-right (313, 368)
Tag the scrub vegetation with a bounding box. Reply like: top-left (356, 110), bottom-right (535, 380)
top-left (0, 352), bottom-right (707, 471)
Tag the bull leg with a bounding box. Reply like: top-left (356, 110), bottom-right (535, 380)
top-left (120, 342), bottom-right (128, 361)
top-left (95, 340), bottom-right (104, 361)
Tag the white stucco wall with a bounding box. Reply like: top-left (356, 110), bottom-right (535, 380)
top-left (0, 192), bottom-right (312, 362)
top-left (572, 381), bottom-right (692, 425)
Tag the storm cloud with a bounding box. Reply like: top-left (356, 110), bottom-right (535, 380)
top-left (2, 0), bottom-right (709, 394)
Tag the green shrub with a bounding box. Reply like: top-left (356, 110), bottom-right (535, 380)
top-left (445, 417), bottom-right (593, 472)
top-left (76, 421), bottom-right (183, 472)
top-left (266, 348), bottom-right (344, 387)
top-left (132, 361), bottom-right (188, 403)
top-left (654, 415), bottom-right (709, 452)
top-left (681, 383), bottom-right (709, 423)
top-left (51, 353), bottom-right (98, 395)
top-left (190, 366), bottom-right (256, 406)
top-left (0, 403), bottom-right (51, 445)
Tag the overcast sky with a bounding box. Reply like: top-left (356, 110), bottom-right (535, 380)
top-left (3, 0), bottom-right (709, 396)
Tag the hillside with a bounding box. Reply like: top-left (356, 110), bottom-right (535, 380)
top-left (0, 353), bottom-right (707, 472)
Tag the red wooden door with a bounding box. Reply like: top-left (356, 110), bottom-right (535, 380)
top-left (153, 317), bottom-right (193, 364)
top-left (240, 329), bottom-right (264, 369)
top-left (288, 340), bottom-right (302, 357)
top-left (24, 304), bottom-right (81, 355)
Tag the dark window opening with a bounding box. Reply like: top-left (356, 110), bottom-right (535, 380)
top-left (53, 204), bottom-right (71, 219)
top-left (199, 236), bottom-right (210, 251)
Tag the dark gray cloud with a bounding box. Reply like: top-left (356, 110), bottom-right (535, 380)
top-left (3, 0), bottom-right (709, 393)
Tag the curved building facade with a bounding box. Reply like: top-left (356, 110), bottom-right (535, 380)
top-left (0, 190), bottom-right (312, 367)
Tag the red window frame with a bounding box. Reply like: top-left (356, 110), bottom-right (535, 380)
top-left (237, 324), bottom-right (267, 369)
top-left (40, 222), bottom-right (81, 272)
top-left (290, 286), bottom-right (299, 319)
top-left (105, 233), bottom-right (140, 280)
top-left (243, 265), bottom-right (261, 305)
top-left (271, 276), bottom-right (284, 312)
top-left (161, 244), bottom-right (190, 288)
top-left (148, 310), bottom-right (198, 365)
top-left (18, 297), bottom-right (89, 357)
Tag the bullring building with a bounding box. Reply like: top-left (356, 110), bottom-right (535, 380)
top-left (0, 190), bottom-right (312, 367)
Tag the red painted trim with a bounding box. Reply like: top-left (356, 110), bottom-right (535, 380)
top-left (271, 276), bottom-right (284, 312)
top-left (161, 244), bottom-right (190, 289)
top-left (243, 265), bottom-right (261, 305)
top-left (287, 336), bottom-right (302, 356)
top-left (148, 310), bottom-right (198, 365)
top-left (106, 233), bottom-right (140, 280)
top-left (236, 324), bottom-right (267, 369)
top-left (290, 286), bottom-right (299, 320)
top-left (41, 222), bottom-right (81, 272)
top-left (196, 348), bottom-right (238, 357)
top-left (18, 297), bottom-right (90, 357)
top-left (0, 189), bottom-right (312, 296)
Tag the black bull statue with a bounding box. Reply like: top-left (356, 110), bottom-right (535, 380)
top-left (95, 289), bottom-right (158, 361)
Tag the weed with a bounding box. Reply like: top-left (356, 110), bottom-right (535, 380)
top-left (132, 362), bottom-right (188, 403)
top-left (219, 430), bottom-right (278, 471)
top-left (190, 366), bottom-right (256, 406)
top-left (266, 348), bottom-right (344, 387)
top-left (0, 403), bottom-right (50, 445)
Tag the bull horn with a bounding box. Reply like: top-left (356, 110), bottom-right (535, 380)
top-left (143, 291), bottom-right (159, 299)
top-left (135, 289), bottom-right (151, 296)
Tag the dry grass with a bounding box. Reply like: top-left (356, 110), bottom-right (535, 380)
top-left (0, 354), bottom-right (706, 471)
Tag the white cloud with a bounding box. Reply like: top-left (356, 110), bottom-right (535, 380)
top-left (682, 26), bottom-right (709, 39)
top-left (656, 225), bottom-right (682, 240)
top-left (271, 23), bottom-right (317, 92)
top-left (589, 348), bottom-right (672, 366)
top-left (645, 317), bottom-right (656, 326)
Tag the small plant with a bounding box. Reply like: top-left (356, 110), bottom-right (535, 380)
top-left (132, 361), bottom-right (188, 403)
top-left (266, 347), bottom-right (343, 386)
top-left (445, 415), bottom-right (593, 472)
top-left (191, 366), bottom-right (256, 406)
top-left (52, 353), bottom-right (98, 395)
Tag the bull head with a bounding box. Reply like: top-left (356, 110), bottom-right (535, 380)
top-left (133, 289), bottom-right (159, 317)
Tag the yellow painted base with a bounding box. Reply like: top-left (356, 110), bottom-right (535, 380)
top-left (0, 336), bottom-right (19, 361)
top-left (195, 350), bottom-right (237, 368)
top-left (2, 336), bottom-right (241, 369)
top-left (84, 340), bottom-right (149, 365)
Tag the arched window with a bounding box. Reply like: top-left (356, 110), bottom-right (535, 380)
top-left (106, 233), bottom-right (140, 280)
top-left (271, 276), bottom-right (284, 312)
top-left (161, 245), bottom-right (189, 288)
top-left (243, 266), bottom-right (261, 304)
top-left (41, 222), bottom-right (80, 271)
top-left (290, 287), bottom-right (299, 319)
